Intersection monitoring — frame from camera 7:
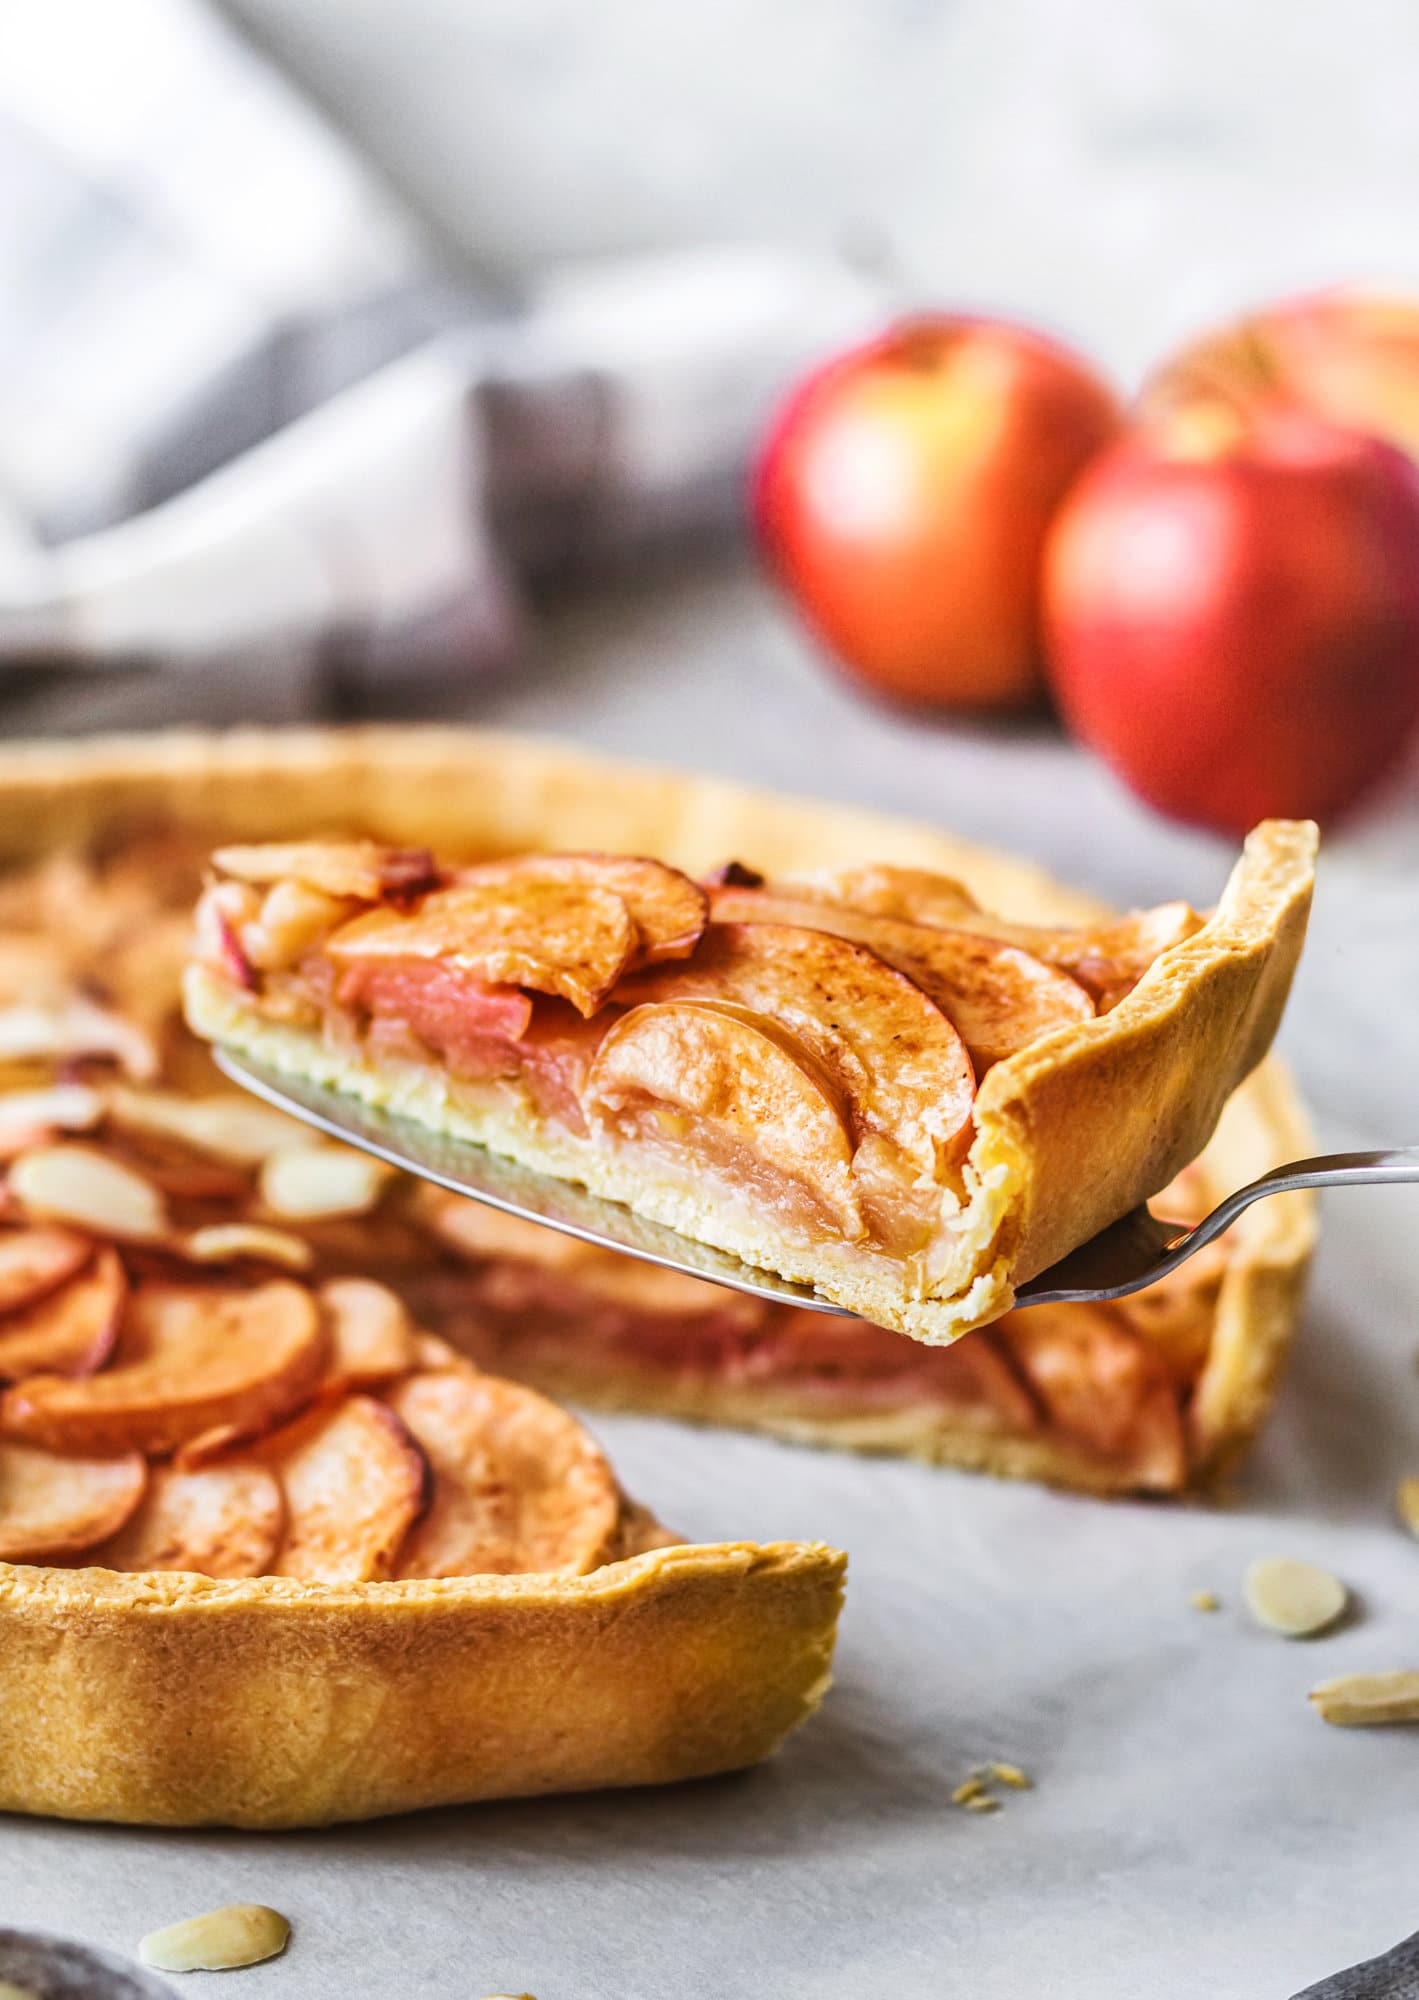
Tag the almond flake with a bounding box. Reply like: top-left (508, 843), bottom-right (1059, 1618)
top-left (1310, 1670), bottom-right (1419, 1727)
top-left (259, 1143), bottom-right (393, 1220)
top-left (10, 1143), bottom-right (167, 1242)
top-left (108, 1085), bottom-right (304, 1164)
top-left (1396, 1478), bottom-right (1419, 1539)
top-left (1244, 1556), bottom-right (1348, 1639)
top-left (0, 999), bottom-right (156, 1080)
top-left (139, 1903), bottom-right (290, 1973)
top-left (182, 1224), bottom-right (314, 1271)
top-left (0, 1084), bottom-right (104, 1137)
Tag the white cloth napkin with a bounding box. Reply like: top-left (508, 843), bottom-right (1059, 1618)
top-left (0, 0), bottom-right (881, 725)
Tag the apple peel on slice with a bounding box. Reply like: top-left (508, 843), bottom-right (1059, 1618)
top-left (454, 853), bottom-right (707, 964)
top-left (327, 878), bottom-right (638, 1017)
top-left (95, 1459), bottom-right (285, 1578)
top-left (0, 1225), bottom-right (93, 1316)
top-left (386, 1367), bottom-right (623, 1579)
top-left (709, 885), bottom-right (1094, 1071)
top-left (586, 1000), bottom-right (862, 1235)
top-left (0, 1437), bottom-right (146, 1562)
top-left (1, 1278), bottom-right (327, 1457)
top-left (0, 1246), bottom-right (125, 1383)
top-left (263, 1391), bottom-right (430, 1583)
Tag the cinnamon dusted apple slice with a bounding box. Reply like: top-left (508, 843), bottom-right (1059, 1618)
top-left (0, 1247), bottom-right (125, 1382)
top-left (386, 1367), bottom-right (623, 1578)
top-left (0, 1225), bottom-right (92, 1315)
top-left (709, 885), bottom-right (1093, 1071)
top-left (212, 839), bottom-right (440, 903)
top-left (611, 923), bottom-right (976, 1172)
top-left (318, 1277), bottom-right (419, 1389)
top-left (587, 1001), bottom-right (863, 1236)
top-left (1, 1278), bottom-right (327, 1457)
top-left (262, 1392), bottom-right (430, 1583)
top-left (0, 1438), bottom-right (146, 1562)
top-left (94, 1459), bottom-right (285, 1578)
top-left (793, 863), bottom-right (1203, 1011)
top-left (454, 854), bottom-right (707, 963)
top-left (328, 878), bottom-right (638, 1018)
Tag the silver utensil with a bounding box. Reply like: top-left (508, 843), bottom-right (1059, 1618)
top-left (216, 1049), bottom-right (1413, 1316)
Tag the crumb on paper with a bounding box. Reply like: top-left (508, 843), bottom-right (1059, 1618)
top-left (951, 1775), bottom-right (987, 1806)
top-left (989, 1761), bottom-right (1031, 1789)
top-left (1191, 1590), bottom-right (1220, 1612)
top-left (1395, 1477), bottom-right (1419, 1538)
top-left (963, 1793), bottom-right (1000, 1814)
top-left (952, 1761), bottom-right (1032, 1811)
top-left (1244, 1556), bottom-right (1348, 1639)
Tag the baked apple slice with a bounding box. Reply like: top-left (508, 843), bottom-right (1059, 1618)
top-left (262, 1392), bottom-right (431, 1583)
top-left (212, 840), bottom-right (440, 903)
top-left (452, 854), bottom-right (707, 963)
top-left (707, 885), bottom-right (1094, 1071)
top-left (0, 1247), bottom-right (125, 1382)
top-left (0, 1278), bottom-right (327, 1456)
top-left (0, 1438), bottom-right (146, 1562)
top-left (318, 1276), bottom-right (419, 1389)
top-left (386, 1366), bottom-right (623, 1578)
top-left (94, 1459), bottom-right (285, 1578)
top-left (0, 1226), bottom-right (93, 1315)
top-left (792, 863), bottom-right (1204, 1011)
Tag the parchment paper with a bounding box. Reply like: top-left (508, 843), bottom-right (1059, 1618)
top-left (5, 568), bottom-right (1419, 1999)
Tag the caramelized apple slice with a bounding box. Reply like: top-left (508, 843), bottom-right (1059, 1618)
top-left (998, 1304), bottom-right (1186, 1488)
top-left (791, 865), bottom-right (1202, 1011)
top-left (387, 1368), bottom-right (622, 1578)
top-left (454, 854), bottom-right (707, 963)
top-left (1, 1278), bottom-right (327, 1457)
top-left (265, 1392), bottom-right (430, 1583)
top-left (0, 1226), bottom-right (92, 1315)
top-left (613, 923), bottom-right (976, 1170)
top-left (319, 1277), bottom-right (419, 1389)
top-left (0, 1247), bottom-right (125, 1382)
top-left (213, 840), bottom-right (439, 902)
top-left (710, 886), bottom-right (1093, 1071)
top-left (95, 1459), bottom-right (285, 1577)
top-left (327, 878), bottom-right (638, 1017)
top-left (586, 1000), bottom-right (862, 1234)
top-left (0, 1439), bottom-right (146, 1562)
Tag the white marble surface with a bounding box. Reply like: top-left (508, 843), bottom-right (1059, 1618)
top-left (6, 565), bottom-right (1419, 1999)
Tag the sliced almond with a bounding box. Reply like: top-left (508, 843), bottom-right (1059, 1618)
top-left (1, 1277), bottom-right (327, 1457)
top-left (319, 1277), bottom-right (418, 1388)
top-left (242, 879), bottom-right (363, 971)
top-left (1243, 1556), bottom-right (1348, 1638)
top-left (139, 1903), bottom-right (290, 1973)
top-left (96, 1459), bottom-right (285, 1577)
top-left (0, 1437), bottom-right (146, 1561)
top-left (1310, 1670), bottom-right (1419, 1727)
top-left (266, 1391), bottom-right (429, 1583)
top-left (0, 1225), bottom-right (92, 1315)
top-left (107, 1084), bottom-right (305, 1164)
top-left (10, 1143), bottom-right (168, 1242)
top-left (387, 1368), bottom-right (622, 1579)
top-left (1396, 1477), bottom-right (1419, 1539)
top-left (259, 1143), bottom-right (394, 1220)
top-left (0, 1084), bottom-right (104, 1141)
top-left (0, 998), bottom-right (157, 1080)
top-left (180, 1223), bottom-right (314, 1273)
top-left (0, 1246), bottom-right (124, 1382)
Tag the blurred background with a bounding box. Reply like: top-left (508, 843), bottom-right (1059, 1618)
top-left (3, 0), bottom-right (1419, 1061)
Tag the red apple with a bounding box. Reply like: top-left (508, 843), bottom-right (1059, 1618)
top-left (754, 315), bottom-right (1121, 710)
top-left (1142, 286), bottom-right (1419, 462)
top-left (1043, 409), bottom-right (1419, 834)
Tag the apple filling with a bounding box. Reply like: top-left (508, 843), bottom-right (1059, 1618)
top-left (413, 1189), bottom-right (1226, 1493)
top-left (189, 843), bottom-right (1201, 1296)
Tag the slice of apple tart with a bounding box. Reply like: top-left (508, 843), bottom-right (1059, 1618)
top-left (184, 821), bottom-right (1315, 1344)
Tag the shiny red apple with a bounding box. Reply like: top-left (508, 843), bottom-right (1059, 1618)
top-left (754, 315), bottom-right (1121, 710)
top-left (1043, 408), bottom-right (1419, 834)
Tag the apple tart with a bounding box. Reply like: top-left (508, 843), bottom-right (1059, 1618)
top-left (185, 821), bottom-right (1316, 1344)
